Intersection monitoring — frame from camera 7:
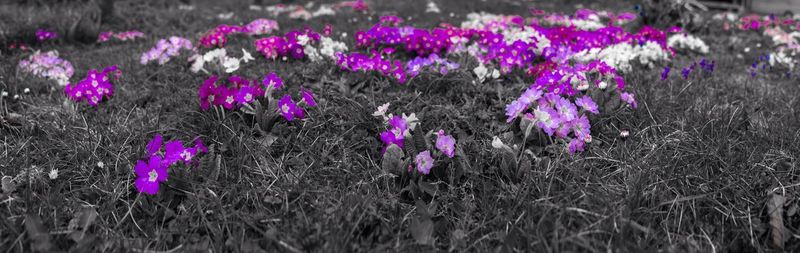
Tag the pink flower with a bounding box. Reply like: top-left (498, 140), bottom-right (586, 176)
top-left (574, 96), bottom-right (599, 114)
top-left (620, 92), bottom-right (638, 109)
top-left (134, 155), bottom-right (168, 195)
top-left (262, 73), bottom-right (283, 90)
top-left (415, 151), bottom-right (434, 175)
top-left (146, 134), bottom-right (163, 157)
top-left (278, 95), bottom-right (302, 121)
top-left (435, 130), bottom-right (456, 158)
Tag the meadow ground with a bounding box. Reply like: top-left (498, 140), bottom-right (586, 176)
top-left (1, 0), bottom-right (800, 252)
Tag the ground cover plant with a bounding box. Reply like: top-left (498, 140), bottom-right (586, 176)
top-left (1, 0), bottom-right (800, 252)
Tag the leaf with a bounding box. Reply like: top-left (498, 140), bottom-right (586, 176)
top-left (409, 215), bottom-right (434, 245)
top-left (25, 214), bottom-right (52, 252)
top-left (2, 176), bottom-right (15, 193)
top-left (381, 144), bottom-right (405, 176)
top-left (768, 193), bottom-right (787, 249)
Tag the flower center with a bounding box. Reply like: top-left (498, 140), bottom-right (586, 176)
top-left (148, 170), bottom-right (158, 182)
top-left (244, 93), bottom-right (252, 101)
top-left (281, 104), bottom-right (290, 113)
top-left (180, 150), bottom-right (191, 160)
top-left (226, 96), bottom-right (234, 104)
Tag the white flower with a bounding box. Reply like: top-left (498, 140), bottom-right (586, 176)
top-left (48, 169), bottom-right (58, 180)
top-left (667, 34), bottom-right (710, 54)
top-left (425, 1), bottom-right (440, 13)
top-left (473, 63), bottom-right (488, 83)
top-left (297, 35), bottom-right (310, 46)
top-left (241, 49), bottom-right (254, 63)
top-left (222, 57), bottom-right (240, 73)
top-left (372, 102), bottom-right (391, 118)
top-left (403, 113), bottom-right (420, 131)
top-left (23, 88), bottom-right (30, 94)
top-left (217, 12), bottom-right (234, 20)
top-left (190, 54), bottom-right (206, 73)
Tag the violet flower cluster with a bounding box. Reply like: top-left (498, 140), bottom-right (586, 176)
top-left (134, 135), bottom-right (207, 195)
top-left (64, 65), bottom-right (121, 106)
top-left (140, 37), bottom-right (194, 65)
top-left (97, 30), bottom-right (145, 43)
top-left (374, 104), bottom-right (457, 175)
top-left (679, 58), bottom-right (716, 79)
top-left (254, 28), bottom-right (321, 60)
top-left (35, 29), bottom-right (58, 42)
top-left (200, 19), bottom-right (280, 48)
top-left (18, 50), bottom-right (74, 86)
top-left (198, 73), bottom-right (316, 121)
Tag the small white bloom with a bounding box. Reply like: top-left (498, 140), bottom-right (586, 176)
top-left (222, 57), bottom-right (240, 73)
top-left (97, 161), bottom-right (104, 168)
top-left (403, 113), bottom-right (420, 131)
top-left (23, 88), bottom-right (30, 94)
top-left (48, 169), bottom-right (58, 180)
top-left (241, 49), bottom-right (254, 63)
top-left (372, 102), bottom-right (391, 118)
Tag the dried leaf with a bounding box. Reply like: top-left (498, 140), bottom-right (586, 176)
top-left (768, 193), bottom-right (787, 249)
top-left (25, 214), bottom-right (52, 252)
top-left (2, 176), bottom-right (15, 193)
top-left (381, 144), bottom-right (405, 176)
top-left (409, 215), bottom-right (434, 245)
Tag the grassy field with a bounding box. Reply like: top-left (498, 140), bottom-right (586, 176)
top-left (1, 0), bottom-right (799, 252)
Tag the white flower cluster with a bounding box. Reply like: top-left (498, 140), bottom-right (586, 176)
top-left (190, 48), bottom-right (254, 74)
top-left (304, 36), bottom-right (349, 62)
top-left (473, 63), bottom-right (501, 83)
top-left (764, 27), bottom-right (800, 70)
top-left (573, 41), bottom-right (669, 73)
top-left (426, 1), bottom-right (440, 13)
top-left (460, 13), bottom-right (550, 53)
top-left (667, 34), bottom-right (710, 54)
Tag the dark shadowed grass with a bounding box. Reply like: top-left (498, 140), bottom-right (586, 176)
top-left (1, 0), bottom-right (800, 252)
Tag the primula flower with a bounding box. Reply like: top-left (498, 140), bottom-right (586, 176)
top-left (415, 151), bottom-right (434, 175)
top-left (235, 85), bottom-right (256, 104)
top-left (146, 134), bottom-right (163, 157)
top-left (263, 73), bottom-right (283, 90)
top-left (661, 66), bottom-right (670, 80)
top-left (134, 155), bottom-right (168, 195)
top-left (35, 29), bottom-right (58, 41)
top-left (574, 96), bottom-right (599, 114)
top-left (620, 92), bottom-right (638, 109)
top-left (301, 88), bottom-right (317, 107)
top-left (435, 130), bottom-right (456, 158)
top-left (64, 65), bottom-right (120, 106)
top-left (278, 95), bottom-right (303, 121)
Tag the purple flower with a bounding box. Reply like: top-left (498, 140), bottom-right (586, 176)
top-left (555, 96), bottom-right (578, 121)
top-left (574, 96), bottom-right (599, 114)
top-left (415, 151), bottom-right (434, 175)
top-left (163, 140), bottom-right (186, 166)
top-left (568, 138), bottom-right (585, 153)
top-left (435, 130), bottom-right (456, 158)
top-left (134, 155), bottom-right (168, 195)
top-left (301, 88), bottom-right (317, 107)
top-left (235, 85), bottom-right (256, 104)
top-left (661, 66), bottom-right (670, 80)
top-left (262, 72), bottom-right (283, 90)
top-left (146, 135), bottom-right (163, 157)
top-left (620, 92), bottom-right (638, 109)
top-left (278, 95), bottom-right (302, 121)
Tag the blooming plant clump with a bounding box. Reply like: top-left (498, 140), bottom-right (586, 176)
top-left (134, 135), bottom-right (207, 195)
top-left (64, 65), bottom-right (121, 106)
top-left (200, 19), bottom-right (280, 48)
top-left (190, 48), bottom-right (255, 74)
top-left (198, 73), bottom-right (316, 121)
top-left (667, 33), bottom-right (710, 54)
top-left (97, 30), bottom-right (146, 43)
top-left (35, 29), bottom-right (58, 42)
top-left (374, 104), bottom-right (457, 175)
top-left (18, 50), bottom-right (74, 86)
top-left (140, 37), bottom-right (194, 65)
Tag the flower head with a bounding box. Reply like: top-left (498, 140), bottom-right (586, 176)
top-left (301, 88), bottom-right (317, 107)
top-left (574, 96), bottom-right (599, 114)
top-left (134, 155), bottom-right (168, 195)
top-left (415, 151), bottom-right (434, 175)
top-left (435, 130), bottom-right (456, 158)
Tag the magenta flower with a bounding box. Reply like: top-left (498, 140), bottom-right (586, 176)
top-left (262, 73), bottom-right (283, 90)
top-left (235, 85), bottom-right (256, 104)
top-left (415, 151), bottom-right (434, 175)
top-left (146, 134), bottom-right (163, 157)
top-left (278, 95), bottom-right (301, 121)
top-left (134, 155), bottom-right (168, 195)
top-left (163, 140), bottom-right (186, 165)
top-left (301, 88), bottom-right (317, 107)
top-left (574, 96), bottom-right (599, 114)
top-left (435, 130), bottom-right (456, 158)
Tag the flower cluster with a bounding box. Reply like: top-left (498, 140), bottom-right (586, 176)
top-left (199, 19), bottom-right (280, 48)
top-left (140, 37), bottom-right (194, 65)
top-left (254, 28), bottom-right (322, 60)
top-left (198, 73), bottom-right (316, 120)
top-left (134, 135), bottom-right (206, 195)
top-left (18, 50), bottom-right (74, 86)
top-left (190, 48), bottom-right (254, 74)
top-left (35, 29), bottom-right (58, 42)
top-left (667, 34), bottom-right (710, 54)
top-left (335, 51), bottom-right (408, 82)
top-left (374, 104), bottom-right (456, 175)
top-left (64, 65), bottom-right (121, 106)
top-left (406, 54), bottom-right (460, 76)
top-left (97, 30), bottom-right (145, 43)
top-left (677, 58), bottom-right (715, 79)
